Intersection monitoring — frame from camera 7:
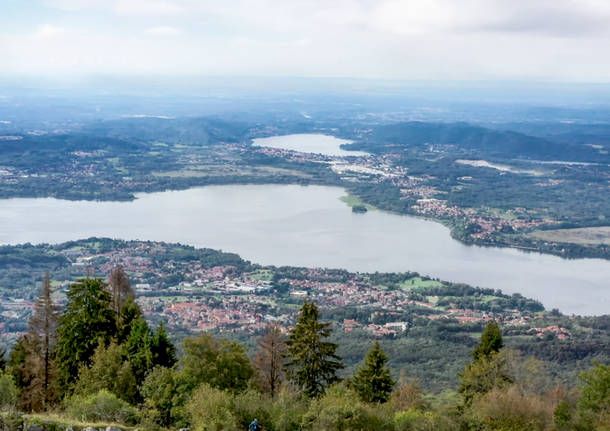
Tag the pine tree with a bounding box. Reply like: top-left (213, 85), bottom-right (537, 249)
top-left (151, 322), bottom-right (177, 369)
top-left (286, 301), bottom-right (343, 398)
top-left (116, 296), bottom-right (143, 344)
top-left (108, 265), bottom-right (134, 318)
top-left (123, 317), bottom-right (154, 386)
top-left (472, 321), bottom-right (503, 361)
top-left (459, 320), bottom-right (510, 406)
top-left (55, 278), bottom-right (116, 392)
top-left (253, 324), bottom-right (286, 397)
top-left (21, 272), bottom-right (61, 410)
top-left (352, 342), bottom-right (394, 403)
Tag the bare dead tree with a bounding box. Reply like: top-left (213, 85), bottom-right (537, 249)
top-left (253, 324), bottom-right (287, 397)
top-left (108, 265), bottom-right (134, 317)
top-left (23, 272), bottom-right (60, 410)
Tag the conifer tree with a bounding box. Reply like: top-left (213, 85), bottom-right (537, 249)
top-left (459, 320), bottom-right (510, 406)
top-left (352, 341), bottom-right (395, 403)
top-left (253, 324), bottom-right (286, 397)
top-left (472, 321), bottom-right (503, 361)
top-left (116, 296), bottom-right (143, 344)
top-left (151, 322), bottom-right (177, 369)
top-left (123, 317), bottom-right (154, 386)
top-left (21, 272), bottom-right (61, 410)
top-left (286, 301), bottom-right (343, 398)
top-left (55, 278), bottom-right (116, 391)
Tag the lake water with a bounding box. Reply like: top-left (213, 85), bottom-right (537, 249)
top-left (1, 184), bottom-right (608, 315)
top-left (252, 134), bottom-right (369, 157)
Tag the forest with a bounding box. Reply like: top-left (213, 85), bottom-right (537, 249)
top-left (0, 269), bottom-right (609, 431)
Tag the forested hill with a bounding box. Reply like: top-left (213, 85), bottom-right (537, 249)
top-left (81, 116), bottom-right (252, 146)
top-left (344, 121), bottom-right (608, 162)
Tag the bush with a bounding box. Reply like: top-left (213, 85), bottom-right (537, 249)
top-left (65, 389), bottom-right (139, 425)
top-left (469, 385), bottom-right (555, 431)
top-left (394, 409), bottom-right (456, 431)
top-left (302, 384), bottom-right (394, 431)
top-left (0, 372), bottom-right (19, 411)
top-left (186, 384), bottom-right (239, 431)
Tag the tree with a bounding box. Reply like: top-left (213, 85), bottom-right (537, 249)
top-left (141, 366), bottom-right (186, 428)
top-left (116, 296), bottom-right (142, 344)
top-left (253, 324), bottom-right (286, 397)
top-left (151, 322), bottom-right (177, 369)
top-left (73, 342), bottom-right (138, 405)
top-left (55, 278), bottom-right (116, 391)
top-left (472, 321), bottom-right (503, 361)
top-left (123, 317), bottom-right (154, 387)
top-left (352, 342), bottom-right (395, 403)
top-left (0, 370), bottom-right (19, 410)
top-left (0, 347), bottom-right (6, 372)
top-left (180, 333), bottom-right (253, 393)
top-left (20, 272), bottom-right (60, 410)
top-left (576, 363), bottom-right (610, 429)
top-left (390, 372), bottom-right (428, 412)
top-left (285, 301), bottom-right (343, 398)
top-left (108, 265), bottom-right (134, 318)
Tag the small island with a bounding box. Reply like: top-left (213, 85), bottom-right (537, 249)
top-left (352, 204), bottom-right (368, 213)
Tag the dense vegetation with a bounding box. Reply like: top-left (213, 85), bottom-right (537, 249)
top-left (0, 272), bottom-right (608, 430)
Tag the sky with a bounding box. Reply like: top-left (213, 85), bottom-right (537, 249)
top-left (1, 0), bottom-right (610, 82)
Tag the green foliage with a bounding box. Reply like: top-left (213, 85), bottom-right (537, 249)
top-left (394, 409), bottom-right (456, 431)
top-left (73, 342), bottom-right (139, 405)
top-left (186, 384), bottom-right (240, 431)
top-left (151, 322), bottom-right (177, 369)
top-left (116, 296), bottom-right (142, 344)
top-left (0, 371), bottom-right (19, 411)
top-left (468, 385), bottom-right (556, 431)
top-left (352, 342), bottom-right (395, 403)
top-left (458, 353), bottom-right (512, 406)
top-left (472, 321), bottom-right (503, 361)
top-left (180, 333), bottom-right (254, 393)
top-left (55, 278), bottom-right (116, 391)
top-left (286, 301), bottom-right (344, 398)
top-left (302, 384), bottom-right (395, 431)
top-left (65, 389), bottom-right (139, 425)
top-left (141, 366), bottom-right (188, 429)
top-left (576, 363), bottom-right (610, 429)
top-left (122, 317), bottom-right (154, 387)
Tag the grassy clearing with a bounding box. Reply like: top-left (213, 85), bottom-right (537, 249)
top-left (340, 194), bottom-right (376, 210)
top-left (400, 276), bottom-right (443, 290)
top-left (529, 226), bottom-right (610, 245)
top-left (249, 269), bottom-right (273, 281)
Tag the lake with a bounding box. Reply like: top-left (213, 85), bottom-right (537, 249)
top-left (1, 184), bottom-right (608, 315)
top-left (252, 134), bottom-right (369, 157)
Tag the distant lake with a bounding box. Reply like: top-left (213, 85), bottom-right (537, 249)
top-left (252, 134), bottom-right (369, 157)
top-left (1, 184), bottom-right (609, 315)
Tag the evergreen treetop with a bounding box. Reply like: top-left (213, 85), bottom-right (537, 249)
top-left (286, 301), bottom-right (343, 398)
top-left (352, 341), bottom-right (395, 403)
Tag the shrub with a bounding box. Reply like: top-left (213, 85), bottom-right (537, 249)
top-left (186, 384), bottom-right (239, 431)
top-left (469, 385), bottom-right (555, 431)
top-left (0, 372), bottom-right (19, 411)
top-left (394, 409), bottom-right (456, 431)
top-left (65, 389), bottom-right (139, 425)
top-left (302, 384), bottom-right (394, 431)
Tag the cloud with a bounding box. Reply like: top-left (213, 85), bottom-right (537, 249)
top-left (45, 0), bottom-right (185, 15)
top-left (4, 0), bottom-right (610, 81)
top-left (33, 24), bottom-right (66, 39)
top-left (144, 26), bottom-right (183, 35)
top-left (114, 0), bottom-right (184, 16)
